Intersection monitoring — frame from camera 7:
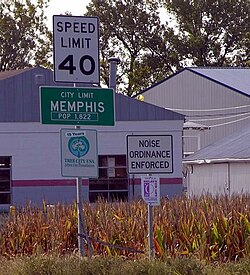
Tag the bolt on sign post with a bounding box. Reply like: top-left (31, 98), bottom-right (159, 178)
top-left (53, 15), bottom-right (100, 84)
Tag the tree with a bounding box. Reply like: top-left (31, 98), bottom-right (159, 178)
top-left (162, 0), bottom-right (250, 67)
top-left (85, 0), bottom-right (182, 96)
top-left (0, 0), bottom-right (52, 71)
top-left (87, 0), bottom-right (250, 95)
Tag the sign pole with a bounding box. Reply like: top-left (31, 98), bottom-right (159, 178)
top-left (52, 15), bottom-right (101, 259)
top-left (76, 174), bottom-right (92, 257)
top-left (75, 99), bottom-right (85, 257)
top-left (74, 103), bottom-right (93, 258)
top-left (76, 175), bottom-right (85, 257)
top-left (148, 203), bottom-right (154, 259)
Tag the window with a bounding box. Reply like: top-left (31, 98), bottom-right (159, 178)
top-left (89, 155), bottom-right (128, 202)
top-left (0, 156), bottom-right (11, 204)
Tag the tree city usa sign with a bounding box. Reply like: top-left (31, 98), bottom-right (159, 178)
top-left (40, 86), bottom-right (115, 126)
top-left (53, 15), bottom-right (100, 83)
top-left (60, 129), bottom-right (98, 177)
top-left (127, 135), bottom-right (173, 174)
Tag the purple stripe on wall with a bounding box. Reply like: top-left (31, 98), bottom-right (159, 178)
top-left (12, 178), bottom-right (182, 187)
top-left (12, 179), bottom-right (89, 187)
top-left (129, 178), bottom-right (182, 185)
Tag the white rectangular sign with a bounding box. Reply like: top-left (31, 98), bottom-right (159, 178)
top-left (53, 15), bottom-right (100, 83)
top-left (127, 135), bottom-right (173, 174)
top-left (60, 129), bottom-right (98, 177)
top-left (141, 175), bottom-right (160, 205)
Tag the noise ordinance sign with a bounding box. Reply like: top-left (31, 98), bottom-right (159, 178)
top-left (127, 135), bottom-right (173, 174)
top-left (53, 15), bottom-right (100, 83)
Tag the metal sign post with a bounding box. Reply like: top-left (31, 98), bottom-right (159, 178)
top-left (126, 134), bottom-right (175, 258)
top-left (148, 203), bottom-right (154, 259)
top-left (76, 174), bottom-right (85, 256)
top-left (141, 175), bottom-right (160, 259)
top-left (75, 125), bottom-right (84, 258)
top-left (51, 15), bottom-right (103, 258)
top-left (60, 128), bottom-right (98, 257)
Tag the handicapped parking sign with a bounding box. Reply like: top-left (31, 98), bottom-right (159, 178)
top-left (141, 176), bottom-right (160, 205)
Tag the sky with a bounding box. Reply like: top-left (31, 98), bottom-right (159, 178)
top-left (45, 0), bottom-right (169, 30)
top-left (45, 0), bottom-right (90, 30)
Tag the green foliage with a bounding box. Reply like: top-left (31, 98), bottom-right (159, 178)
top-left (161, 0), bottom-right (250, 67)
top-left (85, 0), bottom-right (181, 96)
top-left (0, 0), bottom-right (52, 71)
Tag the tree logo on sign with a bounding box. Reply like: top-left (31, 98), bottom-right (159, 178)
top-left (68, 136), bottom-right (89, 158)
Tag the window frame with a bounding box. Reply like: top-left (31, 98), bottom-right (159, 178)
top-left (89, 155), bottom-right (128, 202)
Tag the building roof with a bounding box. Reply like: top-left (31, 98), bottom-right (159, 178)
top-left (0, 67), bottom-right (34, 80)
top-left (183, 121), bottom-right (210, 131)
top-left (184, 124), bottom-right (250, 163)
top-left (138, 67), bottom-right (250, 98)
top-left (115, 93), bottom-right (184, 121)
top-left (188, 67), bottom-right (250, 97)
top-left (0, 66), bottom-right (184, 122)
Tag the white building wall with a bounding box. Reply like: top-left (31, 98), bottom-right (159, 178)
top-left (0, 120), bottom-right (183, 206)
top-left (187, 163), bottom-right (229, 196)
top-left (0, 121), bottom-right (183, 180)
top-left (187, 162), bottom-right (250, 196)
top-left (230, 163), bottom-right (250, 194)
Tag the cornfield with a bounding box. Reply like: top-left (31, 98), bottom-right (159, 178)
top-left (0, 194), bottom-right (250, 262)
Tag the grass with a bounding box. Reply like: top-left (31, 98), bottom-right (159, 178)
top-left (0, 254), bottom-right (249, 275)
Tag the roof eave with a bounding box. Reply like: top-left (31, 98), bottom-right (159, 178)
top-left (183, 158), bottom-right (250, 164)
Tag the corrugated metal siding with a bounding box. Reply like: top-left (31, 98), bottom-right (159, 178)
top-left (0, 67), bottom-right (184, 123)
top-left (187, 162), bottom-right (250, 196)
top-left (230, 163), bottom-right (250, 194)
top-left (0, 67), bottom-right (53, 122)
top-left (188, 163), bottom-right (229, 196)
top-left (143, 69), bottom-right (250, 153)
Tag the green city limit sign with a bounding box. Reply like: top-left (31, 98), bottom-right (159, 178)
top-left (40, 86), bottom-right (115, 126)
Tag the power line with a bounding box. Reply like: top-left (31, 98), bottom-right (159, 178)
top-left (189, 111), bottom-right (250, 122)
top-left (166, 104), bottom-right (250, 112)
top-left (209, 115), bottom-right (250, 128)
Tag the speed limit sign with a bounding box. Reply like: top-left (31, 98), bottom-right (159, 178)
top-left (53, 15), bottom-right (100, 84)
